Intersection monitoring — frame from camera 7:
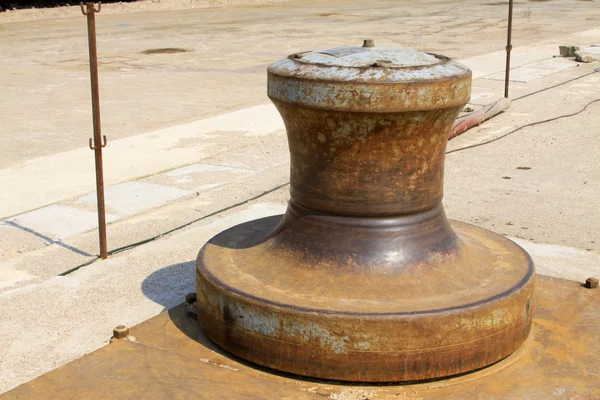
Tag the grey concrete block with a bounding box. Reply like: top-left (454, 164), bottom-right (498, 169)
top-left (575, 51), bottom-right (595, 63)
top-left (559, 45), bottom-right (580, 57)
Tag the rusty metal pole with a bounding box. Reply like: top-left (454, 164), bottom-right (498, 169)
top-left (81, 2), bottom-right (108, 259)
top-left (504, 0), bottom-right (513, 98)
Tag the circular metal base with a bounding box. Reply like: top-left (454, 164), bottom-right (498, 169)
top-left (196, 211), bottom-right (534, 382)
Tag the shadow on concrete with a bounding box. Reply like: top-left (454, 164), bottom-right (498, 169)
top-left (139, 260), bottom-right (265, 376)
top-left (140, 260), bottom-right (196, 312)
top-left (139, 258), bottom-right (315, 383)
top-left (3, 220), bottom-right (93, 257)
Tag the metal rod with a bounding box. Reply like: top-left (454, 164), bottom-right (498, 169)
top-left (504, 0), bottom-right (513, 98)
top-left (82, 2), bottom-right (108, 260)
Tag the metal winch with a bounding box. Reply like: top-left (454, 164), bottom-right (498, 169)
top-left (4, 41), bottom-right (598, 400)
top-left (195, 41), bottom-right (535, 382)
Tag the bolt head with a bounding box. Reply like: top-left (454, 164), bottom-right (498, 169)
top-left (372, 60), bottom-right (392, 68)
top-left (113, 325), bottom-right (130, 339)
top-left (185, 292), bottom-right (197, 304)
top-left (363, 39), bottom-right (375, 48)
top-left (585, 277), bottom-right (599, 289)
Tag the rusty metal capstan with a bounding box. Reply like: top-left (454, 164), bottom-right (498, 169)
top-left (195, 41), bottom-right (535, 382)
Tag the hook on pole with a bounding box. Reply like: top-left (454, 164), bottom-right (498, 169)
top-left (89, 135), bottom-right (108, 150)
top-left (80, 2), bottom-right (101, 15)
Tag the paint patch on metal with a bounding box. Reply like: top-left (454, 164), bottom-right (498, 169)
top-left (355, 341), bottom-right (371, 350)
top-left (226, 301), bottom-right (280, 337)
top-left (458, 309), bottom-right (514, 330)
top-left (284, 320), bottom-right (349, 354)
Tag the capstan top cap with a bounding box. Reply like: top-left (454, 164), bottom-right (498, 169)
top-left (295, 46), bottom-right (440, 68)
top-left (267, 41), bottom-right (472, 112)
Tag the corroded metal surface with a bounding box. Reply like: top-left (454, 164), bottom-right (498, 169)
top-left (267, 45), bottom-right (471, 112)
top-left (278, 106), bottom-right (459, 215)
top-left (196, 45), bottom-right (534, 381)
top-left (197, 215), bottom-right (534, 382)
top-left (2, 276), bottom-right (597, 399)
top-left (267, 59), bottom-right (471, 112)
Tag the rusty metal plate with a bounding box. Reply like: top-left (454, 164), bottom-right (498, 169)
top-left (2, 276), bottom-right (597, 399)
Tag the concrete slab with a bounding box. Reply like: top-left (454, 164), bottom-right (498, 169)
top-left (511, 238), bottom-right (599, 283)
top-left (0, 199), bottom-right (287, 394)
top-left (166, 164), bottom-right (255, 176)
top-left (460, 45), bottom-right (556, 80)
top-left (0, 105), bottom-right (283, 219)
top-left (484, 57), bottom-right (577, 82)
top-left (574, 28), bottom-right (600, 38)
top-left (143, 163), bottom-right (257, 191)
top-left (0, 259), bottom-right (37, 291)
top-left (581, 47), bottom-right (600, 54)
top-left (445, 71), bottom-right (600, 252)
top-left (198, 131), bottom-right (290, 171)
top-left (1, 205), bottom-right (119, 241)
top-left (0, 224), bottom-right (47, 262)
top-left (0, 162), bottom-right (290, 295)
top-left (578, 46), bottom-right (600, 60)
top-left (77, 182), bottom-right (194, 216)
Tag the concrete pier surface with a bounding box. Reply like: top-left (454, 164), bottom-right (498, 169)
top-left (0, 0), bottom-right (599, 394)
